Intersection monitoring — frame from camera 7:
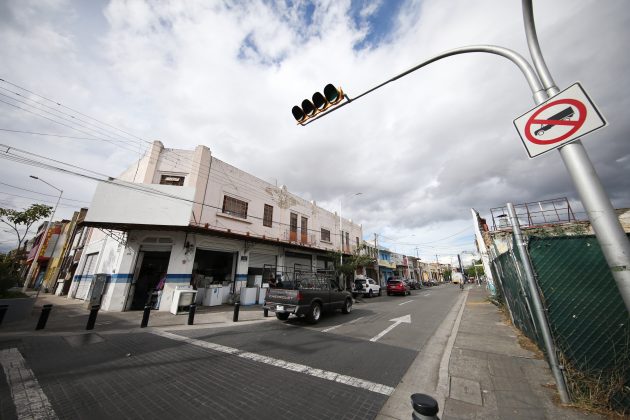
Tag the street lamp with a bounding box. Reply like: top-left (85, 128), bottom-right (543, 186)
top-left (23, 176), bottom-right (63, 293)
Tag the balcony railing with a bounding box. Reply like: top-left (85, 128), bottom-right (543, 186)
top-left (284, 230), bottom-right (315, 246)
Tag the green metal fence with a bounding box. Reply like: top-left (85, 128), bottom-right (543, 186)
top-left (491, 234), bottom-right (629, 412)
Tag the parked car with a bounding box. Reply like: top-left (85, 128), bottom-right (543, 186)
top-left (353, 277), bottom-right (381, 298)
top-left (387, 279), bottom-right (410, 296)
top-left (264, 272), bottom-right (352, 324)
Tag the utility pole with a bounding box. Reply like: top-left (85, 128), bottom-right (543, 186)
top-left (374, 233), bottom-right (380, 286)
top-left (435, 254), bottom-right (440, 281)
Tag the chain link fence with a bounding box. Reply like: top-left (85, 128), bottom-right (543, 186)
top-left (490, 233), bottom-right (629, 413)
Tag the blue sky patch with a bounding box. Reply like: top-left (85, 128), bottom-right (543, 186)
top-left (350, 0), bottom-right (405, 51)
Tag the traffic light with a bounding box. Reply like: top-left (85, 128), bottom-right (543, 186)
top-left (291, 83), bottom-right (345, 124)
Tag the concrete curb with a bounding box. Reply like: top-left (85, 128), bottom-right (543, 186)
top-left (377, 289), bottom-right (469, 419)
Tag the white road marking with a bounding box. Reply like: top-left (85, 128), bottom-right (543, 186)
top-left (369, 314), bottom-right (412, 342)
top-left (423, 293), bottom-right (431, 297)
top-left (398, 300), bottom-right (413, 306)
top-left (321, 316), bottom-right (365, 333)
top-left (0, 348), bottom-right (58, 420)
top-left (152, 330), bottom-right (394, 396)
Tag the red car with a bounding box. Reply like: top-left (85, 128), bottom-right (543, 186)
top-left (387, 279), bottom-right (410, 296)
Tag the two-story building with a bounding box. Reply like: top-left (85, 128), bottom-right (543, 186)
top-left (71, 141), bottom-right (363, 312)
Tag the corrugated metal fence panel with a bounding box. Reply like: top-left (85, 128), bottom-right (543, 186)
top-left (528, 235), bottom-right (630, 374)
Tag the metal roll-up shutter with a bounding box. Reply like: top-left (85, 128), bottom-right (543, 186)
top-left (195, 236), bottom-right (240, 253)
top-left (249, 253), bottom-right (277, 269)
top-left (76, 252), bottom-right (98, 300)
top-left (285, 252), bottom-right (312, 273)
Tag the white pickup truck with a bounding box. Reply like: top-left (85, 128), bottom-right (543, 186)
top-left (353, 277), bottom-right (381, 298)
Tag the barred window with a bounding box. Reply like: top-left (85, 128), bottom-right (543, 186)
top-left (222, 196), bottom-right (248, 219)
top-left (321, 228), bottom-right (330, 242)
top-left (263, 204), bottom-right (273, 227)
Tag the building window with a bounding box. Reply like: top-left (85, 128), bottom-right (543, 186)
top-left (290, 213), bottom-right (298, 241)
top-left (160, 175), bottom-right (185, 186)
top-left (356, 237), bottom-right (360, 248)
top-left (321, 228), bottom-right (330, 242)
top-left (222, 196), bottom-right (248, 219)
top-left (301, 216), bottom-right (308, 243)
top-left (263, 204), bottom-right (273, 227)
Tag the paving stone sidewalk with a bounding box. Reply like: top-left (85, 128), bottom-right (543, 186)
top-left (0, 291), bottom-right (271, 334)
top-left (442, 286), bottom-right (601, 420)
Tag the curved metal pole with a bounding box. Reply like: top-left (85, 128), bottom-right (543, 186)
top-left (302, 45), bottom-right (547, 125)
top-left (522, 0), bottom-right (558, 94)
top-left (523, 0), bottom-right (630, 315)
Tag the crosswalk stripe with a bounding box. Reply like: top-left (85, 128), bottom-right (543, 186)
top-left (152, 330), bottom-right (394, 396)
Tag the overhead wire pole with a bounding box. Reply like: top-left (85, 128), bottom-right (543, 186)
top-left (522, 0), bottom-right (630, 314)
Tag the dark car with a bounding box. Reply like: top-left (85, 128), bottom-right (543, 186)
top-left (405, 279), bottom-right (421, 290)
top-left (387, 279), bottom-right (410, 296)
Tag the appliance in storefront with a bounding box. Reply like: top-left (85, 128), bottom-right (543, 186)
top-left (202, 285), bottom-right (223, 306)
top-left (241, 275), bottom-right (262, 305)
top-left (170, 285), bottom-right (197, 314)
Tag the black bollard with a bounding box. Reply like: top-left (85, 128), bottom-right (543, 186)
top-left (0, 304), bottom-right (8, 326)
top-left (411, 393), bottom-right (439, 420)
top-left (35, 304), bottom-right (53, 330)
top-left (233, 302), bottom-right (240, 322)
top-left (187, 304), bottom-right (196, 325)
top-left (263, 307), bottom-right (269, 317)
top-left (140, 305), bottom-right (151, 328)
top-left (86, 305), bottom-right (100, 330)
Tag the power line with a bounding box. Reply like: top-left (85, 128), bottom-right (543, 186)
top-left (0, 181), bottom-right (89, 203)
top-left (0, 78), bottom-right (208, 176)
top-left (0, 144), bottom-right (354, 237)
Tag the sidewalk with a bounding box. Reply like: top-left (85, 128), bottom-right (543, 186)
top-left (441, 286), bottom-right (602, 419)
top-left (0, 291), bottom-right (272, 334)
top-left (379, 286), bottom-right (601, 420)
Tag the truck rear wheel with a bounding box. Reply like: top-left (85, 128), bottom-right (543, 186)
top-left (276, 312), bottom-right (289, 321)
top-left (341, 298), bottom-right (352, 314)
top-left (306, 302), bottom-right (322, 324)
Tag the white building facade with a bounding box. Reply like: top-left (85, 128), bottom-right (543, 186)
top-left (70, 141), bottom-right (363, 312)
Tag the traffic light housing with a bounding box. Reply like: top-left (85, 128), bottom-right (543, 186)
top-left (291, 83), bottom-right (345, 124)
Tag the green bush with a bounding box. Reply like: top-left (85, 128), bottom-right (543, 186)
top-left (0, 259), bottom-right (23, 298)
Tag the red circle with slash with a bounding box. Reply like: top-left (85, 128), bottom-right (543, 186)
top-left (525, 99), bottom-right (587, 145)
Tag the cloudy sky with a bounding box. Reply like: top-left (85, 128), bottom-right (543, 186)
top-left (1, 0), bottom-right (628, 264)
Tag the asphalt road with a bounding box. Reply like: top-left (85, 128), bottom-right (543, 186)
top-left (0, 285), bottom-right (463, 420)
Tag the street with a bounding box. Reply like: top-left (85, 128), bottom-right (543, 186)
top-left (0, 285), bottom-right (462, 420)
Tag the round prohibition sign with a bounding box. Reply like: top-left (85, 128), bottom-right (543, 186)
top-left (525, 98), bottom-right (587, 145)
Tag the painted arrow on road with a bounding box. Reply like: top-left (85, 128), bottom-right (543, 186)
top-left (369, 314), bottom-right (411, 342)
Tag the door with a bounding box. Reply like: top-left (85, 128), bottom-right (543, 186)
top-left (129, 251), bottom-right (171, 310)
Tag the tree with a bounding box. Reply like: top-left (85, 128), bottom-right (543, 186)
top-left (328, 244), bottom-right (376, 287)
top-left (0, 204), bottom-right (52, 252)
top-left (464, 259), bottom-right (485, 278)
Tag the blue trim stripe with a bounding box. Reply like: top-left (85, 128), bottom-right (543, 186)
top-left (73, 274), bottom-right (93, 282)
top-left (166, 274), bottom-right (192, 284)
top-left (111, 274), bottom-right (133, 284)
